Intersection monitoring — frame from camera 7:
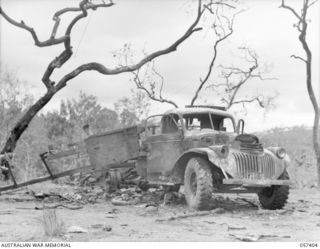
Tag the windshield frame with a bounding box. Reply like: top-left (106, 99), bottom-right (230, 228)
top-left (180, 111), bottom-right (236, 133)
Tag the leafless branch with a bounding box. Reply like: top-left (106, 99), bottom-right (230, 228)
top-left (42, 0), bottom-right (112, 89)
top-left (190, 3), bottom-right (242, 105)
top-left (55, 0), bottom-right (204, 91)
top-left (153, 67), bottom-right (165, 100)
top-left (232, 96), bottom-right (265, 108)
top-left (207, 47), bottom-right (277, 111)
top-left (0, 1), bottom-right (114, 48)
top-left (205, 0), bottom-right (237, 9)
top-left (291, 54), bottom-right (307, 63)
top-left (308, 0), bottom-right (319, 8)
top-left (280, 0), bottom-right (302, 21)
top-left (205, 83), bottom-right (227, 89)
top-left (131, 62), bottom-right (178, 108)
top-left (229, 93), bottom-right (278, 115)
top-left (0, 7), bottom-right (66, 47)
top-left (250, 74), bottom-right (278, 81)
top-left (0, 0), bottom-right (114, 90)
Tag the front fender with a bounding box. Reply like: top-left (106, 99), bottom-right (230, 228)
top-left (264, 148), bottom-right (291, 179)
top-left (170, 148), bottom-right (229, 184)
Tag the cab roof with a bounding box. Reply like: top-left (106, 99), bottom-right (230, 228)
top-left (164, 106), bottom-right (235, 119)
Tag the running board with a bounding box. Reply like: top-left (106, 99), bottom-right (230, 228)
top-left (223, 179), bottom-right (293, 187)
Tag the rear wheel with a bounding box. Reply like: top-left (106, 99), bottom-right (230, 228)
top-left (184, 157), bottom-right (213, 210)
top-left (258, 170), bottom-right (290, 210)
top-left (138, 181), bottom-right (149, 191)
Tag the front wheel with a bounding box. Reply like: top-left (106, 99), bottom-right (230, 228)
top-left (258, 170), bottom-right (290, 210)
top-left (184, 157), bottom-right (213, 210)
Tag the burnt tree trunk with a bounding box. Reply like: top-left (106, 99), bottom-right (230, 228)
top-left (305, 53), bottom-right (320, 187)
top-left (298, 9), bottom-right (320, 188)
top-left (304, 44), bottom-right (320, 186)
top-left (0, 90), bottom-right (56, 154)
top-left (281, 0), bottom-right (320, 186)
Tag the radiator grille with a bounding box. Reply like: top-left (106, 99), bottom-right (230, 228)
top-left (232, 152), bottom-right (275, 180)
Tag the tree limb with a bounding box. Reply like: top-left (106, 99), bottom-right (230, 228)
top-left (207, 47), bottom-right (277, 111)
top-left (41, 0), bottom-right (101, 89)
top-left (0, 1), bottom-right (114, 48)
top-left (131, 63), bottom-right (178, 108)
top-left (280, 0), bottom-right (302, 21)
top-left (190, 5), bottom-right (241, 105)
top-left (308, 0), bottom-right (319, 8)
top-left (232, 96), bottom-right (265, 108)
top-left (55, 0), bottom-right (204, 90)
top-left (1, 0), bottom-right (114, 90)
top-left (0, 6), bottom-right (66, 47)
top-left (291, 54), bottom-right (307, 63)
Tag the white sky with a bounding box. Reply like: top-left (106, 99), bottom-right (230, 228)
top-left (0, 0), bottom-right (319, 132)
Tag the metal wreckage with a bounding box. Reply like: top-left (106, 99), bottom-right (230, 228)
top-left (0, 105), bottom-right (292, 210)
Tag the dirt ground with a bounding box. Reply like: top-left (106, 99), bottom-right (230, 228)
top-left (0, 183), bottom-right (319, 242)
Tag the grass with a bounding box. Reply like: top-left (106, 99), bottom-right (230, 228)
top-left (42, 208), bottom-right (66, 237)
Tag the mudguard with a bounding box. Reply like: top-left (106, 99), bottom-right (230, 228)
top-left (170, 147), bottom-right (229, 184)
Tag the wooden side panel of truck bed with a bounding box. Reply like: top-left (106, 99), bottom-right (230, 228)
top-left (84, 125), bottom-right (140, 170)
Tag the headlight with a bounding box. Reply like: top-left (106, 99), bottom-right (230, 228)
top-left (276, 147), bottom-right (286, 159)
top-left (209, 145), bottom-right (229, 158)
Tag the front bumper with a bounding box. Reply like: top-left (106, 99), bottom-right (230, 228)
top-left (223, 178), bottom-right (293, 187)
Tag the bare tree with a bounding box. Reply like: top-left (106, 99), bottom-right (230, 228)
top-left (0, 0), bottom-right (205, 155)
top-left (207, 47), bottom-right (278, 111)
top-left (280, 0), bottom-right (320, 186)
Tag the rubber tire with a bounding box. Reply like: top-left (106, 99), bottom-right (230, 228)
top-left (184, 157), bottom-right (213, 210)
top-left (258, 170), bottom-right (290, 210)
top-left (138, 181), bottom-right (149, 191)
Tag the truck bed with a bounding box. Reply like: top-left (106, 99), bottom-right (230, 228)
top-left (84, 125), bottom-right (142, 170)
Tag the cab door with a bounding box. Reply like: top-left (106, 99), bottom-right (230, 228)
top-left (145, 114), bottom-right (184, 183)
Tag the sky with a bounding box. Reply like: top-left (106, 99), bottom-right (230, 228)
top-left (0, 0), bottom-right (319, 132)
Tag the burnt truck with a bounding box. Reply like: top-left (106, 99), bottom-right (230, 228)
top-left (85, 105), bottom-right (292, 210)
top-left (0, 105), bottom-right (291, 210)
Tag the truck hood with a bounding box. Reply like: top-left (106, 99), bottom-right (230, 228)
top-left (183, 130), bottom-right (263, 152)
top-left (183, 129), bottom-right (238, 149)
